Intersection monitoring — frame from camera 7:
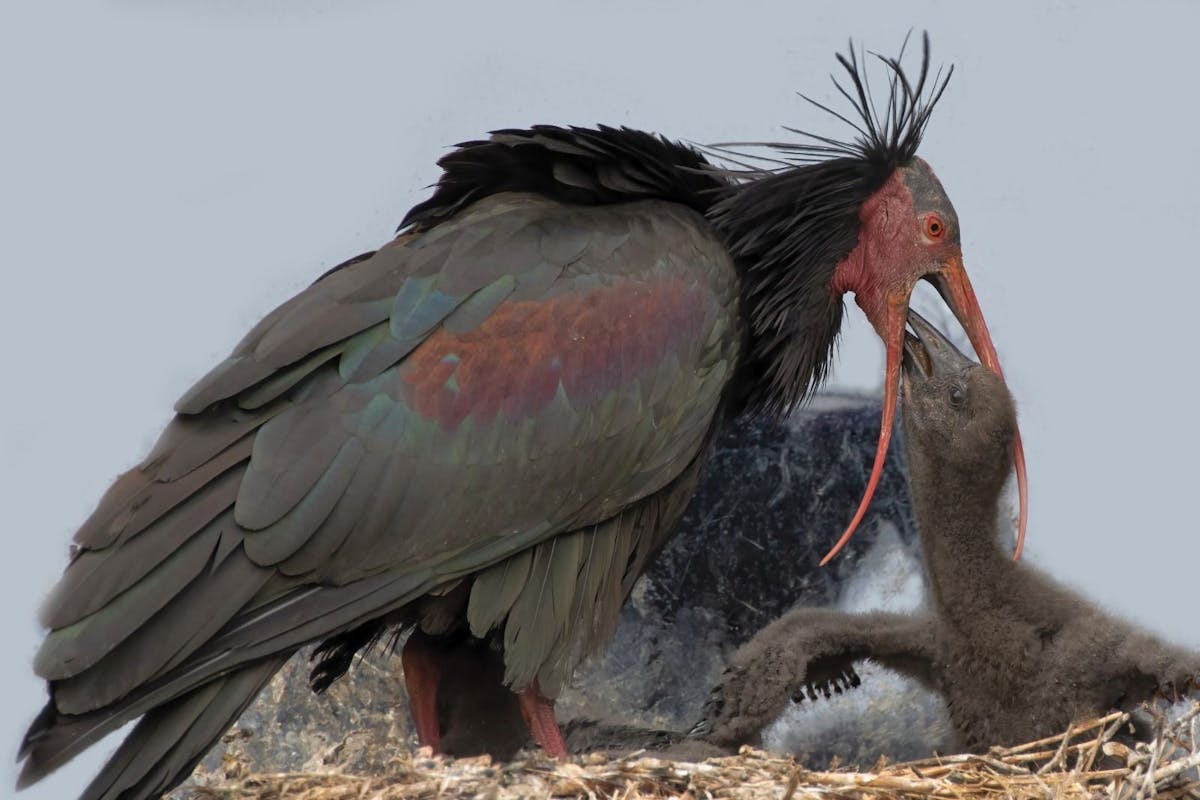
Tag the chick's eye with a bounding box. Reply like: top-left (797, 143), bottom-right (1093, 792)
top-left (949, 384), bottom-right (966, 406)
top-left (925, 215), bottom-right (945, 239)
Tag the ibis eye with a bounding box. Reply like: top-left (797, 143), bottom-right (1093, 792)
top-left (949, 384), bottom-right (966, 407)
top-left (925, 215), bottom-right (945, 239)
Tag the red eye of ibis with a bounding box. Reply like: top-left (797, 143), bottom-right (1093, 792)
top-left (924, 215), bottom-right (945, 240)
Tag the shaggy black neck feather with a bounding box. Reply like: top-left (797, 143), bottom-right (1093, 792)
top-left (709, 158), bottom-right (891, 413)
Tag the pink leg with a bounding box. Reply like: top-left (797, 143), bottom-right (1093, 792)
top-left (517, 680), bottom-right (568, 757)
top-left (401, 632), bottom-right (443, 753)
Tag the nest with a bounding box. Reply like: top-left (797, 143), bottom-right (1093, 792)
top-left (186, 702), bottom-right (1200, 800)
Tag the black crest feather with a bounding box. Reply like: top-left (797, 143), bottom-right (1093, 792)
top-left (711, 32), bottom-right (951, 172)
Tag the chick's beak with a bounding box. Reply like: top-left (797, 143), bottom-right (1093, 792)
top-left (903, 308), bottom-right (976, 380)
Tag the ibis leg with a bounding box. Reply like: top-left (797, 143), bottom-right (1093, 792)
top-left (517, 681), bottom-right (568, 757)
top-left (401, 631), bottom-right (443, 752)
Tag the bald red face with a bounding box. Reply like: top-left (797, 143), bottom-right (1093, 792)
top-left (823, 159), bottom-right (1028, 565)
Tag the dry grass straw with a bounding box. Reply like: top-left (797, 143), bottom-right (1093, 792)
top-left (189, 700), bottom-right (1200, 800)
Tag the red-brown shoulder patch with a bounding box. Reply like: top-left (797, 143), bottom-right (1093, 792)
top-left (399, 277), bottom-right (709, 428)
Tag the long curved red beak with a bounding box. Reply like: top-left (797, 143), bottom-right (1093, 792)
top-left (819, 257), bottom-right (1028, 565)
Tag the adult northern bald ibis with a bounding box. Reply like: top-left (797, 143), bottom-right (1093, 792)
top-left (19, 36), bottom-right (1025, 800)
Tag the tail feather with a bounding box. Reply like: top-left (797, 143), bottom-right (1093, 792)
top-left (17, 656), bottom-right (287, 795)
top-left (20, 657), bottom-right (284, 800)
top-left (17, 569), bottom-right (433, 795)
top-left (83, 656), bottom-right (283, 800)
top-left (18, 703), bottom-right (114, 787)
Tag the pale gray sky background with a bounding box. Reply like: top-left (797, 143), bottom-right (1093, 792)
top-left (3, 2), bottom-right (1199, 798)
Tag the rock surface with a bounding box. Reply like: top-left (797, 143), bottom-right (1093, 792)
top-left (562, 395), bottom-right (928, 732)
top-left (177, 393), bottom-right (958, 794)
